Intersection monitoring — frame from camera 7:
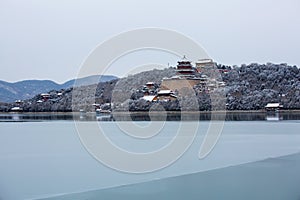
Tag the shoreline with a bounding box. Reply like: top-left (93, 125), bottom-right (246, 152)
top-left (1, 109), bottom-right (300, 115)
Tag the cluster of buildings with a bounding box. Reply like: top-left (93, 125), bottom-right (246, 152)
top-left (37, 92), bottom-right (63, 103)
top-left (11, 100), bottom-right (24, 112)
top-left (10, 91), bottom-right (64, 112)
top-left (141, 56), bottom-right (227, 102)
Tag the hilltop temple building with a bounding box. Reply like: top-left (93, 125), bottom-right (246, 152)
top-left (160, 56), bottom-right (204, 91)
top-left (176, 56), bottom-right (196, 78)
top-left (140, 56), bottom-right (227, 102)
top-left (195, 59), bottom-right (214, 73)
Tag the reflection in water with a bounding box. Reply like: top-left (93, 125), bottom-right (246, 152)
top-left (0, 112), bottom-right (300, 122)
top-left (96, 113), bottom-right (113, 121)
top-left (11, 113), bottom-right (20, 121)
top-left (265, 112), bottom-right (283, 121)
top-left (0, 113), bottom-right (74, 122)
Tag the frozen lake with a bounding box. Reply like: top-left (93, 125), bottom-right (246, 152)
top-left (0, 114), bottom-right (300, 199)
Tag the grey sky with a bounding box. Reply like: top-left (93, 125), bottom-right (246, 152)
top-left (0, 0), bottom-right (299, 83)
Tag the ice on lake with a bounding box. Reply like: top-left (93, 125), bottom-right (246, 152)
top-left (0, 120), bottom-right (300, 199)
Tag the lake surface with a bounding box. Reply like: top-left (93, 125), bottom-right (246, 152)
top-left (0, 113), bottom-right (300, 199)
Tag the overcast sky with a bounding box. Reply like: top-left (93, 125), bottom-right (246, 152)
top-left (0, 0), bottom-right (299, 83)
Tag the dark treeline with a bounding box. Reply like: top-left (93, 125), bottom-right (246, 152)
top-left (224, 63), bottom-right (300, 110)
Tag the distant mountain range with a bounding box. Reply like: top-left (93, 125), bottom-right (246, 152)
top-left (0, 75), bottom-right (118, 102)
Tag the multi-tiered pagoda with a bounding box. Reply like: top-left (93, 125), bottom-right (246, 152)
top-left (176, 56), bottom-right (195, 78)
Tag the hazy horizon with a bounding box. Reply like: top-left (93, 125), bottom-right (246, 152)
top-left (1, 0), bottom-right (299, 83)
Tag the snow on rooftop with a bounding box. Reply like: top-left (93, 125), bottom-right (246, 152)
top-left (146, 82), bottom-right (155, 85)
top-left (265, 103), bottom-right (281, 108)
top-left (158, 90), bottom-right (173, 95)
top-left (142, 95), bottom-right (156, 101)
top-left (196, 59), bottom-right (213, 64)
